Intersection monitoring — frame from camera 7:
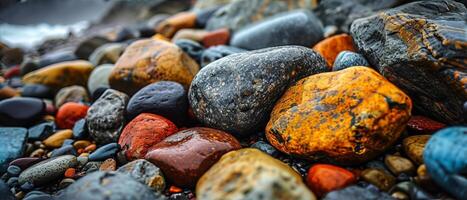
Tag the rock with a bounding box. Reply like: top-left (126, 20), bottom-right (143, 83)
top-left (350, 0), bottom-right (467, 124)
top-left (0, 127), bottom-right (27, 173)
top-left (82, 161), bottom-right (102, 173)
top-left (22, 60), bottom-right (94, 92)
top-left (87, 64), bottom-right (113, 95)
top-left (231, 10), bottom-right (323, 50)
top-left (192, 0), bottom-right (232, 10)
top-left (423, 127), bottom-right (467, 200)
top-left (250, 141), bottom-right (278, 156)
top-left (312, 33), bottom-right (355, 68)
top-left (72, 119), bottom-right (87, 139)
top-left (1, 47), bottom-right (23, 66)
top-left (156, 12), bottom-right (197, 38)
top-left (200, 45), bottom-right (245, 67)
top-left (43, 129), bottom-right (73, 148)
top-left (361, 168), bottom-right (396, 191)
top-left (73, 140), bottom-right (91, 149)
top-left (119, 113), bottom-right (178, 160)
top-left (315, 0), bottom-right (374, 33)
top-left (390, 181), bottom-right (433, 200)
top-left (0, 84), bottom-right (18, 100)
top-left (23, 191), bottom-right (53, 200)
top-left (172, 29), bottom-right (208, 42)
top-left (37, 50), bottom-right (78, 69)
top-left (99, 158), bottom-right (117, 171)
top-left (0, 97), bottom-right (45, 127)
top-left (202, 28), bottom-right (230, 47)
top-left (7, 165), bottom-right (21, 176)
top-left (0, 180), bottom-right (15, 200)
top-left (18, 155), bottom-right (78, 186)
top-left (109, 39), bottom-right (200, 95)
top-left (51, 145), bottom-right (77, 157)
top-left (74, 36), bottom-right (110, 60)
top-left (21, 84), bottom-right (53, 99)
top-left (406, 116), bottom-right (446, 135)
top-left (196, 148), bottom-right (315, 200)
top-left (117, 159), bottom-right (166, 192)
top-left (174, 39), bottom-right (205, 64)
top-left (332, 51), bottom-right (370, 71)
top-left (60, 171), bottom-right (164, 200)
top-left (126, 81), bottom-right (188, 123)
top-left (9, 157), bottom-right (42, 170)
top-left (266, 67), bottom-right (412, 164)
top-left (88, 143), bottom-right (120, 161)
top-left (28, 121), bottom-right (56, 140)
top-left (88, 43), bottom-right (125, 66)
top-left (55, 102), bottom-right (89, 129)
top-left (146, 127), bottom-right (241, 187)
top-left (403, 135), bottom-right (430, 165)
top-left (54, 85), bottom-right (90, 108)
top-left (190, 46), bottom-right (328, 136)
top-left (384, 155), bottom-right (415, 176)
top-left (306, 164), bottom-right (356, 197)
top-left (86, 89), bottom-right (128, 144)
top-left (322, 185), bottom-right (394, 200)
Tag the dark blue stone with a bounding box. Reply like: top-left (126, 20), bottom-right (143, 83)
top-left (51, 145), bottom-right (77, 158)
top-left (0, 127), bottom-right (27, 173)
top-left (89, 143), bottom-right (120, 161)
top-left (251, 141), bottom-right (278, 156)
top-left (200, 45), bottom-right (246, 67)
top-left (20, 181), bottom-right (34, 192)
top-left (423, 126), bottom-right (467, 200)
top-left (0, 97), bottom-right (45, 127)
top-left (21, 84), bottom-right (53, 99)
top-left (332, 51), bottom-right (370, 71)
top-left (24, 191), bottom-right (54, 200)
top-left (7, 165), bottom-right (21, 177)
top-left (7, 177), bottom-right (18, 187)
top-left (175, 39), bottom-right (204, 64)
top-left (0, 179), bottom-right (15, 200)
top-left (62, 139), bottom-right (74, 147)
top-left (72, 119), bottom-right (87, 139)
top-left (28, 121), bottom-right (56, 141)
top-left (323, 185), bottom-right (393, 200)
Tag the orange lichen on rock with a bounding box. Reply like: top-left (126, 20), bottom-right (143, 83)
top-left (156, 12), bottom-right (197, 38)
top-left (266, 66), bottom-right (412, 165)
top-left (312, 33), bottom-right (356, 68)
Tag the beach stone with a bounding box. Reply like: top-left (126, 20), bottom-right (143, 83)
top-left (54, 85), bottom-right (90, 108)
top-left (9, 157), bottom-right (43, 170)
top-left (406, 116), bottom-right (446, 135)
top-left (22, 60), bottom-right (94, 92)
top-left (88, 43), bottom-right (125, 66)
top-left (174, 39), bottom-right (205, 64)
top-left (82, 161), bottom-right (102, 173)
top-left (202, 28), bottom-right (230, 47)
top-left (231, 10), bottom-right (323, 50)
top-left (117, 159), bottom-right (166, 192)
top-left (390, 181), bottom-right (433, 200)
top-left (7, 165), bottom-right (21, 176)
top-left (156, 12), bottom-right (197, 38)
top-left (109, 39), bottom-right (199, 95)
top-left (0, 127), bottom-right (27, 173)
top-left (126, 81), bottom-right (188, 123)
top-left (312, 33), bottom-right (355, 68)
top-left (72, 119), bottom-right (87, 139)
top-left (250, 141), bottom-right (278, 156)
top-left (27, 121), bottom-right (56, 141)
top-left (0, 97), bottom-right (45, 127)
top-left (60, 171), bottom-right (164, 200)
top-left (196, 148), bottom-right (315, 200)
top-left (361, 168), bottom-right (396, 191)
top-left (266, 67), bottom-right (412, 164)
top-left (323, 185), bottom-right (394, 200)
top-left (189, 46), bottom-right (328, 136)
top-left (87, 64), bottom-right (113, 95)
top-left (403, 135), bottom-right (430, 165)
top-left (55, 102), bottom-right (89, 129)
top-left (172, 29), bottom-right (208, 42)
top-left (18, 155), bottom-right (78, 186)
top-left (51, 145), bottom-right (77, 157)
top-left (88, 143), bottom-right (120, 161)
top-left (192, 0), bottom-right (232, 10)
top-left (384, 155), bottom-right (415, 176)
top-left (200, 45), bottom-right (246, 67)
top-left (306, 164), bottom-right (356, 197)
top-left (74, 36), bottom-right (110, 60)
top-left (332, 51), bottom-right (370, 71)
top-left (23, 191), bottom-right (53, 200)
top-left (0, 180), bottom-right (15, 200)
top-left (146, 127), bottom-right (241, 187)
top-left (43, 129), bottom-right (73, 148)
top-left (119, 113), bottom-right (178, 160)
top-left (423, 127), bottom-right (467, 200)
top-left (37, 50), bottom-right (77, 69)
top-left (86, 89), bottom-right (128, 144)
top-left (350, 0), bottom-right (467, 124)
top-left (21, 84), bottom-right (53, 99)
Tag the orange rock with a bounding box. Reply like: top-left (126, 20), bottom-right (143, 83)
top-left (55, 102), bottom-right (89, 129)
top-left (306, 164), bottom-right (356, 197)
top-left (84, 144), bottom-right (97, 153)
top-left (266, 66), bottom-right (412, 165)
top-left (152, 34), bottom-right (170, 41)
top-left (202, 28), bottom-right (230, 47)
top-left (109, 39), bottom-right (199, 95)
top-left (156, 12), bottom-right (197, 38)
top-left (312, 33), bottom-right (356, 68)
top-left (64, 168), bottom-right (76, 178)
top-left (169, 185), bottom-right (183, 193)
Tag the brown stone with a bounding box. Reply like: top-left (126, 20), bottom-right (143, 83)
top-left (99, 158), bottom-right (117, 171)
top-left (403, 135), bottom-right (431, 165)
top-left (384, 155), bottom-right (415, 175)
top-left (361, 168), bottom-right (396, 191)
top-left (156, 12), bottom-right (197, 38)
top-left (43, 129), bottom-right (73, 148)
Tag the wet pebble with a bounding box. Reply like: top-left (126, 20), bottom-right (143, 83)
top-left (18, 155), bottom-right (78, 186)
top-left (27, 121), bottom-right (56, 141)
top-left (88, 143), bottom-right (120, 161)
top-left (332, 51), bottom-right (370, 71)
top-left (117, 159), bottom-right (166, 192)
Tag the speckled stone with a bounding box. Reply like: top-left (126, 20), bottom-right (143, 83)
top-left (18, 155), bottom-right (78, 186)
top-left (87, 64), bottom-right (113, 95)
top-left (0, 97), bottom-right (45, 127)
top-left (189, 46), bottom-right (328, 136)
top-left (117, 159), bottom-right (166, 192)
top-left (332, 51), bottom-right (370, 71)
top-left (54, 85), bottom-right (90, 108)
top-left (322, 185), bottom-right (394, 200)
top-left (86, 89), bottom-right (128, 144)
top-left (0, 127), bottom-right (27, 173)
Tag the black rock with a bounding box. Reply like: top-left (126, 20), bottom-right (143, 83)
top-left (0, 97), bottom-right (45, 127)
top-left (21, 84), bottom-right (53, 99)
top-left (0, 127), bottom-right (27, 173)
top-left (88, 143), bottom-right (120, 161)
top-left (28, 121), bottom-right (56, 141)
top-left (350, 0), bottom-right (467, 124)
top-left (323, 185), bottom-right (394, 200)
top-left (91, 87), bottom-right (109, 102)
top-left (189, 46), bottom-right (328, 136)
top-left (175, 39), bottom-right (205, 64)
top-left (332, 51), bottom-right (370, 71)
top-left (0, 179), bottom-right (15, 200)
top-left (72, 119), bottom-right (87, 139)
top-left (200, 45), bottom-right (246, 67)
top-left (74, 36), bottom-right (110, 60)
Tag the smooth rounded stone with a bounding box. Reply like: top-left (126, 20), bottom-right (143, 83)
top-left (126, 81), bottom-right (188, 123)
top-left (312, 34), bottom-right (356, 68)
top-left (88, 143), bottom-right (120, 161)
top-left (54, 85), bottom-right (90, 108)
top-left (231, 10), bottom-right (323, 50)
top-left (77, 156), bottom-right (88, 166)
top-left (21, 84), bottom-right (53, 99)
top-left (322, 185), bottom-right (394, 200)
top-left (7, 177), bottom-right (18, 187)
top-left (23, 191), bottom-right (54, 200)
top-left (72, 119), bottom-right (87, 139)
top-left (51, 145), bottom-right (77, 157)
top-left (43, 129), bottom-right (73, 148)
top-left (390, 181), bottom-right (433, 200)
top-left (402, 135), bottom-right (430, 165)
top-left (22, 60), bottom-right (94, 92)
top-left (0, 84), bottom-right (19, 100)
top-left (250, 141), bottom-right (278, 156)
top-left (86, 89), bottom-right (128, 144)
top-left (189, 46), bottom-right (328, 136)
top-left (0, 127), bottom-right (27, 173)
top-left (0, 179), bottom-right (15, 200)
top-left (89, 43), bottom-right (125, 66)
top-left (21, 182), bottom-right (34, 191)
top-left (156, 12), bottom-right (197, 38)
top-left (423, 127), bottom-right (467, 199)
top-left (119, 113), bottom-right (178, 160)
top-left (87, 64), bottom-right (113, 95)
top-left (350, 0), bottom-right (467, 124)
top-left (28, 121), bottom-right (56, 141)
top-left (307, 164), bottom-right (356, 197)
top-left (332, 51), bottom-right (370, 71)
top-left (174, 39), bottom-right (205, 63)
top-left (0, 97), bottom-right (45, 127)
top-left (109, 39), bottom-right (200, 95)
top-left (9, 158), bottom-right (43, 170)
top-left (7, 165), bottom-right (21, 176)
top-left (196, 148), bottom-right (316, 200)
top-left (74, 36), bottom-right (110, 60)
top-left (384, 155), bottom-right (415, 176)
top-left (37, 50), bottom-right (78, 69)
top-left (117, 159), bottom-right (166, 192)
top-left (361, 168), bottom-right (396, 191)
top-left (172, 29), bottom-right (208, 42)
top-left (82, 161), bottom-right (102, 173)
top-left (206, 0), bottom-right (315, 32)
top-left (18, 155), bottom-right (78, 186)
top-left (55, 102), bottom-right (89, 129)
top-left (146, 127), bottom-right (241, 188)
top-left (200, 45), bottom-right (246, 67)
top-left (266, 67), bottom-right (412, 164)
top-left (406, 116), bottom-right (446, 135)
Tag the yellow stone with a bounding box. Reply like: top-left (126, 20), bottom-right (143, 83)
top-left (73, 140), bottom-right (92, 149)
top-left (43, 129), bottom-right (73, 148)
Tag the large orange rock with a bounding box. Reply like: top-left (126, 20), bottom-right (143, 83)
top-left (266, 66), bottom-right (412, 165)
top-left (109, 39), bottom-right (199, 95)
top-left (312, 33), bottom-right (356, 68)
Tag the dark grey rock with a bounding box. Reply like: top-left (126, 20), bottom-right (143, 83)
top-left (88, 143), bottom-right (120, 161)
top-left (21, 84), bottom-right (53, 99)
top-left (74, 36), bottom-right (110, 60)
top-left (0, 97), bottom-right (45, 127)
top-left (231, 10), bottom-right (323, 50)
top-left (18, 155), bottom-right (78, 186)
top-left (175, 39), bottom-right (205, 64)
top-left (390, 181), bottom-right (433, 200)
top-left (333, 51), bottom-right (370, 71)
top-left (194, 6), bottom-right (222, 28)
top-left (323, 185), bottom-right (394, 200)
top-left (189, 45), bottom-right (328, 136)
top-left (315, 0), bottom-right (374, 33)
top-left (350, 0), bottom-right (467, 124)
top-left (0, 127), bottom-right (27, 173)
top-left (82, 161), bottom-right (101, 173)
top-left (200, 45), bottom-right (246, 68)
top-left (117, 159), bottom-right (165, 192)
top-left (38, 50), bottom-right (77, 68)
top-left (28, 121), bottom-right (56, 141)
top-left (0, 180), bottom-right (15, 200)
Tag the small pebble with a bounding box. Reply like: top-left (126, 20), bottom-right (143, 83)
top-left (7, 165), bottom-right (21, 177)
top-left (88, 143), bottom-right (119, 161)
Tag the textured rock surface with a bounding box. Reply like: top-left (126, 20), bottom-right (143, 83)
top-left (117, 159), bottom-right (166, 192)
top-left (189, 46), bottom-right (328, 136)
top-left (266, 67), bottom-right (412, 164)
top-left (18, 155), bottom-right (78, 186)
top-left (350, 0), bottom-right (467, 124)
top-left (0, 127), bottom-right (27, 173)
top-left (403, 135), bottom-right (430, 165)
top-left (200, 45), bottom-right (246, 67)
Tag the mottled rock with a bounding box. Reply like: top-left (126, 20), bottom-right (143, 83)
top-left (55, 102), bottom-right (89, 129)
top-left (361, 168), bottom-right (396, 191)
top-left (332, 51), bottom-right (370, 71)
top-left (189, 46), bottom-right (328, 136)
top-left (0, 127), bottom-right (27, 173)
top-left (403, 135), bottom-right (430, 165)
top-left (323, 185), bottom-right (394, 200)
top-left (312, 33), bottom-right (355, 68)
top-left (27, 121), bottom-right (56, 140)
top-left (54, 85), bottom-right (90, 108)
top-left (200, 45), bottom-right (245, 67)
top-left (18, 155), bottom-right (78, 186)
top-left (89, 43), bottom-right (125, 66)
top-left (0, 97), bottom-right (45, 127)
top-left (117, 159), bottom-right (166, 192)
top-left (384, 155), bottom-right (415, 176)
top-left (306, 164), bottom-right (356, 197)
top-left (87, 64), bottom-right (113, 95)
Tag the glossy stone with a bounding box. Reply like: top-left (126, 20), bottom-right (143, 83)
top-left (18, 155), bottom-right (78, 186)
top-left (51, 145), bottom-right (77, 157)
top-left (55, 102), bottom-right (89, 129)
top-left (87, 64), bottom-right (113, 95)
top-left (156, 12), bottom-right (197, 38)
top-left (27, 121), bottom-right (56, 140)
top-left (0, 127), bottom-right (27, 173)
top-left (54, 85), bottom-right (90, 108)
top-left (406, 116), bottom-right (446, 135)
top-left (312, 33), bottom-right (355, 68)
top-left (323, 185), bottom-right (394, 200)
top-left (88, 143), bottom-right (120, 161)
top-left (117, 159), bottom-right (166, 192)
top-left (200, 45), bottom-right (245, 67)
top-left (403, 135), bottom-right (430, 165)
top-left (21, 84), bottom-right (53, 99)
top-left (332, 51), bottom-right (370, 71)
top-left (306, 164), bottom-right (356, 197)
top-left (9, 157), bottom-right (43, 170)
top-left (0, 97), bottom-right (45, 127)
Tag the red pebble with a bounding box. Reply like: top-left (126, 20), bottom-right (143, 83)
top-left (55, 102), bottom-right (89, 129)
top-left (202, 28), bottom-right (230, 48)
top-left (4, 65), bottom-right (20, 79)
top-left (306, 164), bottom-right (356, 197)
top-left (407, 115), bottom-right (445, 134)
top-left (118, 113), bottom-right (178, 161)
top-left (169, 185), bottom-right (183, 193)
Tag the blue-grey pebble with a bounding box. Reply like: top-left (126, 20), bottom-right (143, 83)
top-left (323, 185), bottom-right (393, 200)
top-left (72, 119), bottom-right (87, 139)
top-left (175, 39), bottom-right (204, 64)
top-left (0, 127), bottom-right (27, 173)
top-left (200, 45), bottom-right (246, 67)
top-left (88, 143), bottom-right (120, 161)
top-left (7, 165), bottom-right (21, 176)
top-left (332, 51), bottom-right (370, 71)
top-left (28, 121), bottom-right (56, 141)
top-left (251, 141), bottom-right (278, 156)
top-left (51, 145), bottom-right (77, 158)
